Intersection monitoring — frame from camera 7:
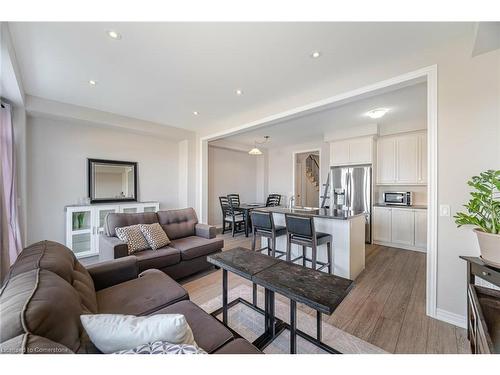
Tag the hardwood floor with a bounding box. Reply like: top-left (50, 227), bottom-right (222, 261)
top-left (181, 232), bottom-right (470, 354)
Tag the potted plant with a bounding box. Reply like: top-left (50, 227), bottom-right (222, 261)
top-left (454, 170), bottom-right (500, 267)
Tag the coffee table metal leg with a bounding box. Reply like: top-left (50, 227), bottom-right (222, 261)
top-left (253, 283), bottom-right (257, 307)
top-left (290, 299), bottom-right (297, 354)
top-left (316, 311), bottom-right (322, 342)
top-left (222, 269), bottom-right (228, 324)
top-left (269, 291), bottom-right (275, 337)
top-left (264, 288), bottom-right (269, 332)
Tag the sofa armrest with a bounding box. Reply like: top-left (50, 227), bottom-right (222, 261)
top-left (195, 223), bottom-right (216, 239)
top-left (99, 234), bottom-right (129, 259)
top-left (86, 256), bottom-right (138, 291)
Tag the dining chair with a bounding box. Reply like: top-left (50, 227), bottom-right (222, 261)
top-left (227, 193), bottom-right (241, 208)
top-left (266, 194), bottom-right (281, 207)
top-left (284, 214), bottom-right (332, 273)
top-left (219, 196), bottom-right (246, 237)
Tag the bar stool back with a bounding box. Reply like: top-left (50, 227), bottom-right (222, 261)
top-left (251, 211), bottom-right (287, 259)
top-left (285, 214), bottom-right (333, 273)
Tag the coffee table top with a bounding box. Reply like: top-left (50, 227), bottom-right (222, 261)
top-left (253, 260), bottom-right (354, 314)
top-left (207, 247), bottom-right (281, 280)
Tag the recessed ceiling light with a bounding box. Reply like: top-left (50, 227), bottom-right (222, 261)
top-left (235, 89), bottom-right (243, 96)
top-left (366, 108), bottom-right (389, 119)
top-left (193, 111), bottom-right (199, 116)
top-left (106, 30), bottom-right (121, 40)
top-left (311, 51), bottom-right (321, 59)
top-left (89, 80), bottom-right (97, 86)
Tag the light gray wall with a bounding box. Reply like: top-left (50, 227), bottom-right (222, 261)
top-left (198, 37), bottom-right (500, 322)
top-left (208, 146), bottom-right (259, 226)
top-left (27, 116), bottom-right (180, 245)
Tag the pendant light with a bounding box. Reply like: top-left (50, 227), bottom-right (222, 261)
top-left (248, 136), bottom-right (269, 155)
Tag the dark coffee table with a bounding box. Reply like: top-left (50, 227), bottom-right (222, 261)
top-left (207, 247), bottom-right (354, 354)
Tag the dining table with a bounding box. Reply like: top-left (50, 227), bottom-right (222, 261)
top-left (235, 203), bottom-right (267, 237)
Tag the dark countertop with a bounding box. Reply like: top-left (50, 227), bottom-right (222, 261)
top-left (373, 203), bottom-right (427, 210)
top-left (255, 206), bottom-right (365, 220)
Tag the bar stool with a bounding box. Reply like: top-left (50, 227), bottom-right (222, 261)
top-left (250, 211), bottom-right (287, 259)
top-left (250, 210), bottom-right (287, 308)
top-left (284, 214), bottom-right (333, 273)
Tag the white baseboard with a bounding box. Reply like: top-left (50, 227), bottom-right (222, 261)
top-left (435, 308), bottom-right (467, 329)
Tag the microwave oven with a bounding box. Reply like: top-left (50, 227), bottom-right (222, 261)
top-left (383, 191), bottom-right (412, 206)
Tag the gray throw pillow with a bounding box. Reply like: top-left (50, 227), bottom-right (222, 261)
top-left (115, 341), bottom-right (207, 354)
top-left (139, 223), bottom-right (171, 250)
top-left (115, 224), bottom-right (150, 254)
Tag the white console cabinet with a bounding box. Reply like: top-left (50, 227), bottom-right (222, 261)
top-left (65, 201), bottom-right (159, 258)
top-left (372, 206), bottom-right (427, 252)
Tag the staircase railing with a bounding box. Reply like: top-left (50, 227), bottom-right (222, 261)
top-left (305, 154), bottom-right (320, 188)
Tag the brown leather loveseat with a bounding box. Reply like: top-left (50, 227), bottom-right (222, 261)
top-left (0, 241), bottom-right (260, 354)
top-left (99, 207), bottom-right (223, 280)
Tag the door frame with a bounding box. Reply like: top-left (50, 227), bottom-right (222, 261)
top-left (199, 65), bottom-right (438, 322)
top-left (291, 149), bottom-right (321, 207)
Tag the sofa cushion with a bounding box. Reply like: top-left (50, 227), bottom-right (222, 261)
top-left (152, 300), bottom-right (233, 353)
top-left (105, 212), bottom-right (159, 237)
top-left (134, 247), bottom-right (181, 272)
top-left (170, 236), bottom-right (224, 261)
top-left (157, 208), bottom-right (198, 240)
top-left (96, 271), bottom-right (188, 315)
top-left (0, 269), bottom-right (86, 353)
top-left (6, 240), bottom-right (97, 314)
top-left (213, 338), bottom-right (262, 354)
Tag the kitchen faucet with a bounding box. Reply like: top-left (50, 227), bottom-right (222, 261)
top-left (288, 195), bottom-right (295, 209)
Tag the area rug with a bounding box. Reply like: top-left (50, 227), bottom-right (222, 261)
top-left (198, 284), bottom-right (387, 354)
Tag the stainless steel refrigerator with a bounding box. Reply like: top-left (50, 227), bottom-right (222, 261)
top-left (330, 165), bottom-right (372, 243)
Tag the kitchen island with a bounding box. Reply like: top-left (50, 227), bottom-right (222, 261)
top-left (255, 207), bottom-right (366, 280)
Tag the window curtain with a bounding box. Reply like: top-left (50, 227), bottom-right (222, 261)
top-left (0, 101), bottom-right (22, 281)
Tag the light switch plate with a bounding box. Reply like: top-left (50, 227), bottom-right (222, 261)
top-left (440, 204), bottom-right (451, 217)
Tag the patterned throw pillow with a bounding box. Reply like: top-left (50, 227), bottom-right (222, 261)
top-left (140, 223), bottom-right (170, 251)
top-left (115, 341), bottom-right (207, 354)
top-left (115, 225), bottom-right (150, 254)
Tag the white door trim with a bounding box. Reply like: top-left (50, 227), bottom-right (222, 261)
top-left (199, 64), bottom-right (438, 321)
top-left (291, 149), bottom-right (321, 207)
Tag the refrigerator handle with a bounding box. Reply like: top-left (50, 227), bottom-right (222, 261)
top-left (345, 170), bottom-right (350, 209)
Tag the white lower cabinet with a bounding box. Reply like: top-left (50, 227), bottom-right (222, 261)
top-left (391, 209), bottom-right (415, 246)
top-left (414, 210), bottom-right (428, 249)
top-left (373, 206), bottom-right (392, 243)
top-left (65, 201), bottom-right (160, 258)
top-left (373, 206), bottom-right (427, 252)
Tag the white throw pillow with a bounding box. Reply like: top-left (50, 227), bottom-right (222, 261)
top-left (80, 314), bottom-right (197, 354)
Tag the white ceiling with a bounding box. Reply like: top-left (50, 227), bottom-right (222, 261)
top-left (212, 82), bottom-right (427, 148)
top-left (8, 22), bottom-right (472, 132)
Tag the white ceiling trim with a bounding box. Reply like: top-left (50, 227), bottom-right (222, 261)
top-left (26, 95), bottom-right (195, 141)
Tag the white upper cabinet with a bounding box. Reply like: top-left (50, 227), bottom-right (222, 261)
top-left (417, 133), bottom-right (427, 184)
top-left (376, 137), bottom-right (396, 184)
top-left (396, 136), bottom-right (418, 184)
top-left (330, 136), bottom-right (373, 166)
top-left (376, 131), bottom-right (427, 185)
top-left (330, 140), bottom-right (350, 165)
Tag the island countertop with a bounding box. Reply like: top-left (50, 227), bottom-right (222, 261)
top-left (254, 206), bottom-right (365, 220)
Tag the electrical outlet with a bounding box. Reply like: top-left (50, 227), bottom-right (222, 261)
top-left (440, 204), bottom-right (451, 217)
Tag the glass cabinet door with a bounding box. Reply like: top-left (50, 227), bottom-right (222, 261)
top-left (66, 208), bottom-right (93, 257)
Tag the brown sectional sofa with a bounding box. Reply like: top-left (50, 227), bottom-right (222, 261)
top-left (0, 241), bottom-right (261, 354)
top-left (100, 208), bottom-right (223, 280)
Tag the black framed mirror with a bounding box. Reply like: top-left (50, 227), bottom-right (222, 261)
top-left (88, 159), bottom-right (138, 203)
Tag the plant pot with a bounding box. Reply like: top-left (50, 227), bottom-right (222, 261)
top-left (474, 228), bottom-right (500, 268)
